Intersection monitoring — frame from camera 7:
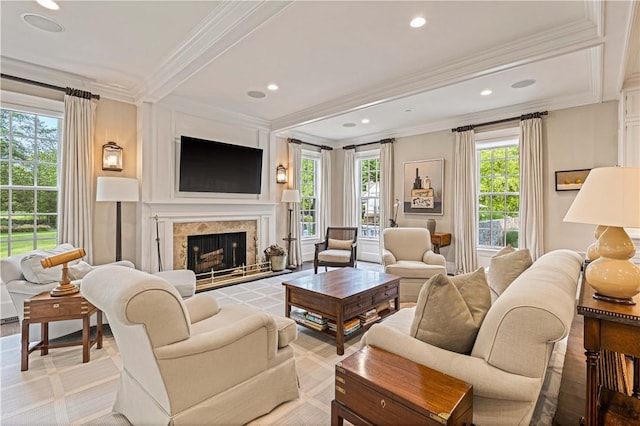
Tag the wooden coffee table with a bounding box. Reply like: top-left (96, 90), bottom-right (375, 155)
top-left (282, 267), bottom-right (399, 355)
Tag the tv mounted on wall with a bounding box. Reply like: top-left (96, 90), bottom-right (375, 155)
top-left (178, 136), bottom-right (263, 194)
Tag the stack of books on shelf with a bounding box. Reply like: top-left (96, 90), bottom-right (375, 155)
top-left (290, 307), bottom-right (307, 324)
top-left (358, 308), bottom-right (381, 327)
top-left (304, 311), bottom-right (329, 331)
top-left (327, 317), bottom-right (361, 335)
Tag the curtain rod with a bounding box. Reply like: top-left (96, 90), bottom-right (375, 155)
top-left (288, 138), bottom-right (333, 150)
top-left (342, 138), bottom-right (394, 150)
top-left (1, 73), bottom-right (101, 100)
top-left (451, 111), bottom-right (547, 133)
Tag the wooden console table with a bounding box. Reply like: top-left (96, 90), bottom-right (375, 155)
top-left (21, 291), bottom-right (102, 371)
top-left (576, 274), bottom-right (640, 425)
top-left (431, 232), bottom-right (451, 254)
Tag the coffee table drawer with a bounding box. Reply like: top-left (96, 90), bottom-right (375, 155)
top-left (344, 296), bottom-right (373, 317)
top-left (289, 291), bottom-right (331, 315)
top-left (374, 285), bottom-right (398, 304)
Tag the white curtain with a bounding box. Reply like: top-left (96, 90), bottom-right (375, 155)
top-left (59, 91), bottom-right (97, 264)
top-left (379, 140), bottom-right (394, 251)
top-left (453, 129), bottom-right (477, 274)
top-left (288, 141), bottom-right (303, 266)
top-left (319, 148), bottom-right (332, 234)
top-left (343, 148), bottom-right (358, 227)
top-left (519, 117), bottom-right (544, 260)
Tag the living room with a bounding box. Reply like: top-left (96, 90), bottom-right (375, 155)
top-left (1, 1), bottom-right (639, 425)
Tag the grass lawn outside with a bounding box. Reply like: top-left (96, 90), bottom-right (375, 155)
top-left (1, 230), bottom-right (57, 258)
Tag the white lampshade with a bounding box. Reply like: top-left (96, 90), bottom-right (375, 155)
top-left (563, 167), bottom-right (640, 228)
top-left (281, 189), bottom-right (300, 203)
top-left (96, 177), bottom-right (139, 202)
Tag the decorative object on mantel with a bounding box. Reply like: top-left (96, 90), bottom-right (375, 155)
top-left (276, 164), bottom-right (288, 184)
top-left (426, 218), bottom-right (436, 235)
top-left (282, 189), bottom-right (300, 269)
top-left (555, 169), bottom-right (590, 191)
top-left (102, 141), bottom-right (123, 171)
top-left (564, 166), bottom-right (640, 304)
top-left (389, 198), bottom-right (400, 227)
top-left (403, 158), bottom-right (444, 215)
top-left (96, 177), bottom-right (139, 262)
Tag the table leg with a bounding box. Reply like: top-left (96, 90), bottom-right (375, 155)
top-left (41, 322), bottom-right (48, 356)
top-left (82, 314), bottom-right (90, 363)
top-left (336, 306), bottom-right (345, 356)
top-left (97, 310), bottom-right (103, 350)
top-left (21, 320), bottom-right (30, 371)
top-left (634, 357), bottom-right (640, 399)
top-left (331, 400), bottom-right (344, 426)
top-left (585, 349), bottom-right (600, 426)
top-left (285, 288), bottom-right (291, 318)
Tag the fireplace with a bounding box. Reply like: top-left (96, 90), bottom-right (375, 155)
top-left (187, 232), bottom-right (246, 274)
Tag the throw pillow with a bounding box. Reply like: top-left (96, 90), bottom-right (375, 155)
top-left (487, 248), bottom-right (532, 296)
top-left (409, 268), bottom-right (491, 354)
top-left (494, 244), bottom-right (515, 257)
top-left (327, 238), bottom-right (353, 250)
top-left (20, 243), bottom-right (80, 284)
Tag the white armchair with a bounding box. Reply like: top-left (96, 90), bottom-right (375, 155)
top-left (382, 227), bottom-right (446, 302)
top-left (81, 265), bottom-right (299, 425)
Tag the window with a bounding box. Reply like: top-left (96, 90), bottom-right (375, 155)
top-left (300, 153), bottom-right (318, 238)
top-left (476, 135), bottom-right (519, 248)
top-left (358, 153), bottom-right (380, 239)
top-left (1, 107), bottom-right (61, 257)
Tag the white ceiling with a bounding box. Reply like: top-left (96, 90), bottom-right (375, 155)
top-left (1, 1), bottom-right (638, 144)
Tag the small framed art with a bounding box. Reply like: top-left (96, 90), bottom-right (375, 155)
top-left (555, 169), bottom-right (590, 191)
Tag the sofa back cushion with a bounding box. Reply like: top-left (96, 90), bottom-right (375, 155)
top-left (410, 268), bottom-right (490, 354)
top-left (383, 227), bottom-right (432, 261)
top-left (19, 243), bottom-right (80, 284)
top-left (471, 249), bottom-right (582, 378)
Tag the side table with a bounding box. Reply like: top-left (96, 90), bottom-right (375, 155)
top-left (332, 346), bottom-right (473, 425)
top-left (576, 274), bottom-right (640, 425)
top-left (21, 291), bottom-right (103, 371)
top-left (431, 232), bottom-right (451, 254)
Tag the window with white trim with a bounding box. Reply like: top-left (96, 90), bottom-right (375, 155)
top-left (357, 151), bottom-right (380, 239)
top-left (1, 106), bottom-right (62, 257)
top-left (300, 151), bottom-right (319, 238)
top-left (476, 132), bottom-right (520, 248)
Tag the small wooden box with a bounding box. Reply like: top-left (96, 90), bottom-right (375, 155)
top-left (24, 291), bottom-right (95, 322)
top-left (332, 346), bottom-right (472, 426)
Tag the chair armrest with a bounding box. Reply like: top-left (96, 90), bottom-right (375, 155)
top-left (154, 312), bottom-right (278, 360)
top-left (361, 324), bottom-right (541, 402)
top-left (314, 240), bottom-right (328, 254)
top-left (183, 293), bottom-right (219, 323)
top-left (382, 249), bottom-right (396, 266)
top-left (422, 250), bottom-right (446, 267)
top-left (93, 260), bottom-right (135, 269)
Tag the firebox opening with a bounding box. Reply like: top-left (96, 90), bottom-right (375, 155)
top-left (187, 232), bottom-right (246, 274)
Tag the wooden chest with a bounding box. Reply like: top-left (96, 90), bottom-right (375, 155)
top-left (332, 346), bottom-right (472, 426)
top-left (24, 291), bottom-right (96, 322)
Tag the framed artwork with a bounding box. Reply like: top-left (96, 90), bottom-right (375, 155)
top-left (555, 169), bottom-right (590, 191)
top-left (403, 158), bottom-right (444, 215)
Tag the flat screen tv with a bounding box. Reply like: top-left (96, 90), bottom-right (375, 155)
top-left (179, 136), bottom-right (263, 194)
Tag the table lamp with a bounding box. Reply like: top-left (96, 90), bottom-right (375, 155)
top-left (96, 177), bottom-right (139, 261)
top-left (563, 167), bottom-right (640, 304)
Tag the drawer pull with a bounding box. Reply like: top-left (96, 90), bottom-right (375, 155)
top-left (335, 385), bottom-right (345, 394)
top-left (380, 399), bottom-right (386, 408)
top-left (53, 303), bottom-right (60, 308)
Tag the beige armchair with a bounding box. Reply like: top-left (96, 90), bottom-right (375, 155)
top-left (382, 227), bottom-right (446, 302)
top-left (81, 266), bottom-right (299, 425)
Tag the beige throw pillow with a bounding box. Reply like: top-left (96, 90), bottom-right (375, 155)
top-left (487, 248), bottom-right (532, 296)
top-left (20, 243), bottom-right (81, 284)
top-left (410, 268), bottom-right (491, 354)
top-left (327, 238), bottom-right (353, 250)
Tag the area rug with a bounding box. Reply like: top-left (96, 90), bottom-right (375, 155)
top-left (0, 263), bottom-right (564, 425)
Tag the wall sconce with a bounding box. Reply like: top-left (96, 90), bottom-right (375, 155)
top-left (276, 164), bottom-right (288, 184)
top-left (102, 141), bottom-right (123, 171)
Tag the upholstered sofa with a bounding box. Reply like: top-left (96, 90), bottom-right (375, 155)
top-left (0, 244), bottom-right (135, 341)
top-left (81, 265), bottom-right (299, 425)
top-left (361, 249), bottom-right (582, 425)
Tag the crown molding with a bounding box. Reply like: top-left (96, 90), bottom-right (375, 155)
top-left (587, 44), bottom-right (604, 103)
top-left (276, 129), bottom-right (338, 148)
top-left (618, 0), bottom-right (640, 91)
top-left (271, 17), bottom-right (601, 133)
top-left (134, 1), bottom-right (292, 104)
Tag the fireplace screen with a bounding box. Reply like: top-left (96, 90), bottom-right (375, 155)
top-left (187, 232), bottom-right (246, 274)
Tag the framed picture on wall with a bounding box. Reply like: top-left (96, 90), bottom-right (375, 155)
top-left (403, 158), bottom-right (444, 215)
top-left (555, 169), bottom-right (591, 191)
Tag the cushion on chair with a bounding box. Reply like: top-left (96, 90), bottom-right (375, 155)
top-left (274, 316), bottom-right (297, 348)
top-left (19, 243), bottom-right (81, 284)
top-left (317, 249), bottom-right (352, 263)
top-left (327, 238), bottom-right (353, 250)
top-left (385, 260), bottom-right (446, 279)
top-left (487, 248), bottom-right (532, 297)
top-left (410, 268), bottom-right (491, 354)
top-left (153, 270), bottom-right (197, 298)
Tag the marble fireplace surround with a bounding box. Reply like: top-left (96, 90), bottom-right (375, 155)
top-left (173, 220), bottom-right (257, 271)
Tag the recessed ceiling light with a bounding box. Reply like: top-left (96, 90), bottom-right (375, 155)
top-left (247, 90), bottom-right (266, 99)
top-left (21, 13), bottom-right (64, 32)
top-left (361, 118), bottom-right (370, 124)
top-left (512, 79), bottom-right (536, 89)
top-left (410, 17), bottom-right (426, 28)
top-left (37, 0), bottom-right (59, 10)
top-left (405, 109), bottom-right (412, 113)
top-left (342, 123), bottom-right (357, 128)
top-left (480, 89), bottom-right (493, 96)
top-left (267, 83), bottom-right (279, 91)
